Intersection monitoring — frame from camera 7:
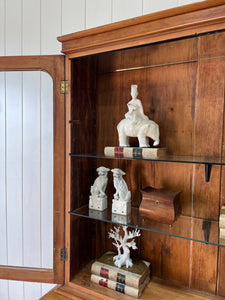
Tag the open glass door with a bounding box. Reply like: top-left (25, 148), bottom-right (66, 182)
top-left (0, 55), bottom-right (65, 284)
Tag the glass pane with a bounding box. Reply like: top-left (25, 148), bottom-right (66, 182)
top-left (0, 71), bottom-right (53, 269)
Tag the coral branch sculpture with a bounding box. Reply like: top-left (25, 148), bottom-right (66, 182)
top-left (108, 225), bottom-right (141, 268)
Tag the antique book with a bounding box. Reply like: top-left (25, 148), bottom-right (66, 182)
top-left (91, 273), bottom-right (149, 298)
top-left (220, 228), bottom-right (225, 239)
top-left (219, 205), bottom-right (225, 228)
top-left (91, 252), bottom-right (150, 289)
top-left (104, 146), bottom-right (166, 159)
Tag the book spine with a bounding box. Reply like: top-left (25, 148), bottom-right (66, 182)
top-left (220, 228), bottom-right (225, 238)
top-left (219, 207), bottom-right (225, 228)
top-left (104, 147), bottom-right (134, 158)
top-left (91, 263), bottom-right (139, 288)
top-left (219, 215), bottom-right (225, 228)
top-left (91, 274), bottom-right (140, 298)
top-left (104, 147), bottom-right (163, 158)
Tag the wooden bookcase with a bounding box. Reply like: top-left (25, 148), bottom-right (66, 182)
top-left (56, 1), bottom-right (225, 299)
top-left (2, 1), bottom-right (225, 300)
top-left (55, 1), bottom-right (225, 299)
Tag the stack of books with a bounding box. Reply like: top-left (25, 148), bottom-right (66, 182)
top-left (219, 205), bottom-right (225, 245)
top-left (90, 252), bottom-right (150, 298)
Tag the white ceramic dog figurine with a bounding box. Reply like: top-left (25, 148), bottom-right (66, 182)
top-left (90, 166), bottom-right (110, 198)
top-left (111, 168), bottom-right (131, 202)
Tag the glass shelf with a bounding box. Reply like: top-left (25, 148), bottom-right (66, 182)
top-left (69, 205), bottom-right (224, 247)
top-left (69, 153), bottom-right (225, 165)
top-left (69, 153), bottom-right (225, 181)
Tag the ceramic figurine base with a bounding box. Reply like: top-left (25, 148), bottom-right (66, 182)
top-left (112, 200), bottom-right (131, 215)
top-left (89, 196), bottom-right (107, 211)
top-left (112, 213), bottom-right (131, 224)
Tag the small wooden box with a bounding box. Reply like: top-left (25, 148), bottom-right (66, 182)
top-left (139, 187), bottom-right (181, 225)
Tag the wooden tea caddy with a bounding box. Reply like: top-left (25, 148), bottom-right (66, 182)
top-left (139, 187), bottom-right (181, 225)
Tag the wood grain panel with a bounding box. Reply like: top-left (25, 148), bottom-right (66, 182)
top-left (154, 162), bottom-right (193, 216)
top-left (141, 231), bottom-right (190, 287)
top-left (190, 242), bottom-right (218, 294)
top-left (194, 59), bottom-right (225, 157)
top-left (198, 31), bottom-right (225, 59)
top-left (71, 56), bottom-right (97, 154)
top-left (146, 63), bottom-right (196, 154)
top-left (193, 164), bottom-right (221, 220)
top-left (218, 247), bottom-right (225, 297)
top-left (192, 57), bottom-right (225, 220)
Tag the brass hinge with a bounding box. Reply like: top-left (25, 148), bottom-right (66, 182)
top-left (60, 248), bottom-right (68, 261)
top-left (61, 80), bottom-right (69, 94)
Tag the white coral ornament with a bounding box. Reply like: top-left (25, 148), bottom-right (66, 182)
top-left (108, 225), bottom-right (141, 268)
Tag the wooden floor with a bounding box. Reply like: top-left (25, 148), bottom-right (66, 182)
top-left (40, 280), bottom-right (224, 300)
top-left (40, 290), bottom-right (83, 300)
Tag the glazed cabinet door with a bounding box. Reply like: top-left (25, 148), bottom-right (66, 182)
top-left (0, 55), bottom-right (65, 284)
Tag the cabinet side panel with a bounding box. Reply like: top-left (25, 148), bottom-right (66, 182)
top-left (71, 57), bottom-right (97, 209)
top-left (218, 247), bottom-right (225, 297)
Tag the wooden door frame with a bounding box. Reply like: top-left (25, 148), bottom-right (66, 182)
top-left (0, 55), bottom-right (65, 283)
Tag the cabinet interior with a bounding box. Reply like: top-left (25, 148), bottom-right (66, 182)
top-left (68, 31), bottom-right (225, 296)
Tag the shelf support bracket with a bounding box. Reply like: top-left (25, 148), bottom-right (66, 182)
top-left (205, 163), bottom-right (212, 182)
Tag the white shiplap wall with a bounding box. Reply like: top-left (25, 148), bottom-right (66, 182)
top-left (0, 0), bottom-right (203, 299)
